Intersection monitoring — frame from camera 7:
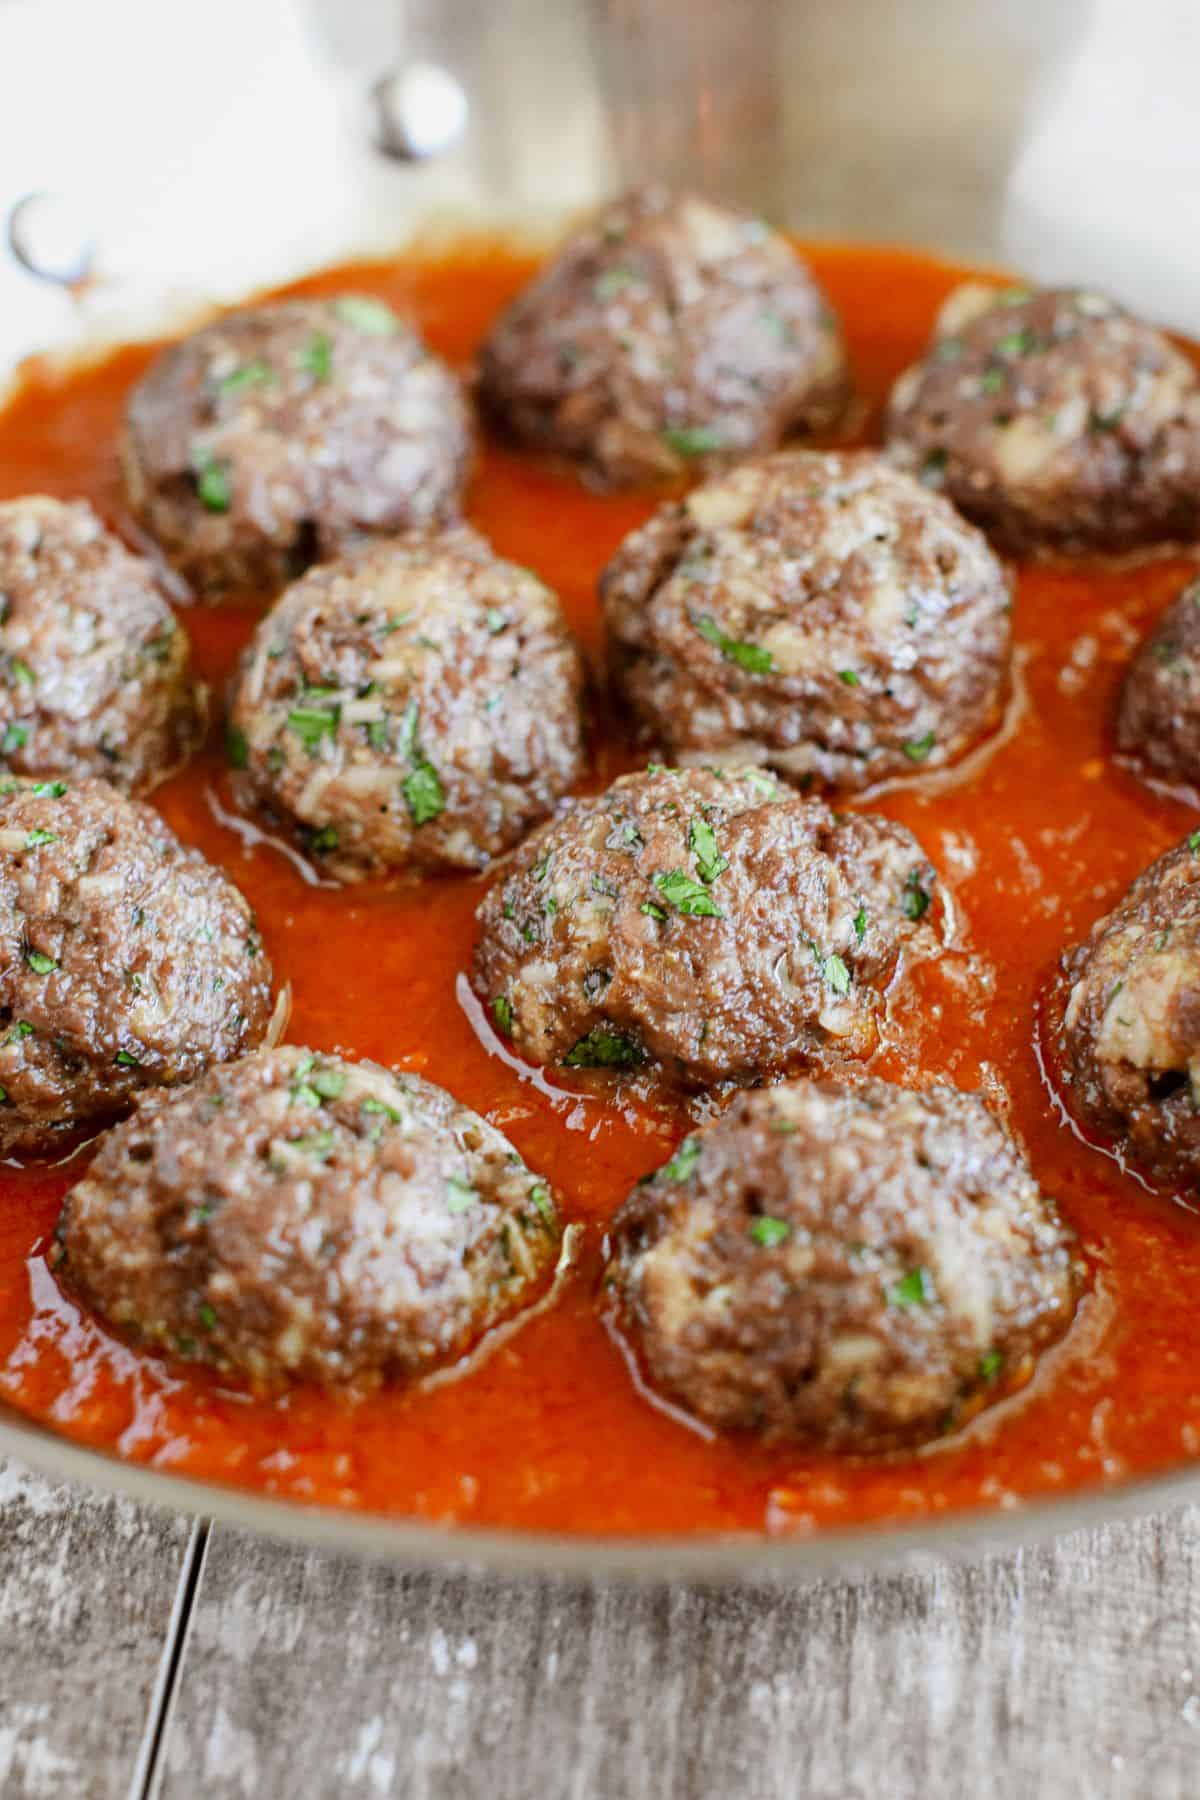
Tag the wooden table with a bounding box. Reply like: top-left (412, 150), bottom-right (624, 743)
top-left (2, 1457), bottom-right (1198, 1798)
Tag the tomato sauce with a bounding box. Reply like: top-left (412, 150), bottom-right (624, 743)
top-left (1, 241), bottom-right (1199, 1539)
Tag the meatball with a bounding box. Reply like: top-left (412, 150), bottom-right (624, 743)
top-left (1117, 577), bottom-right (1200, 790)
top-left (122, 296), bottom-right (473, 595)
top-left (478, 187), bottom-right (849, 489)
top-left (1057, 836), bottom-right (1200, 1186)
top-left (0, 496), bottom-right (201, 794)
top-left (54, 1047), bottom-right (562, 1389)
top-left (472, 764), bottom-right (940, 1088)
top-left (600, 450), bottom-right (1011, 789)
top-left (607, 1078), bottom-right (1080, 1449)
top-left (225, 526), bottom-right (586, 881)
top-left (885, 284), bottom-right (1200, 554)
top-left (0, 778), bottom-right (273, 1156)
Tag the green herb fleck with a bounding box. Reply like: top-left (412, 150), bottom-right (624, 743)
top-left (1, 723), bottom-right (29, 754)
top-left (837, 668), bottom-right (860, 686)
top-left (24, 828), bottom-right (56, 849)
top-left (662, 1137), bottom-right (701, 1183)
top-left (491, 995), bottom-right (513, 1037)
top-left (693, 612), bottom-right (774, 675)
top-left (889, 1266), bottom-right (934, 1307)
top-left (218, 359), bottom-right (273, 395)
top-left (297, 332), bottom-right (333, 381)
top-left (287, 706), bottom-right (339, 753)
top-left (853, 905), bottom-right (868, 943)
top-left (446, 1175), bottom-right (478, 1213)
top-left (198, 1303), bottom-right (218, 1331)
top-left (979, 1347), bottom-right (1005, 1382)
top-left (688, 815), bottom-right (728, 884)
top-left (24, 949), bottom-right (57, 975)
top-left (651, 869), bottom-right (724, 918)
top-left (529, 1182), bottom-right (556, 1226)
top-left (225, 725), bottom-right (248, 769)
top-left (563, 1026), bottom-right (645, 1069)
top-left (662, 425), bottom-right (727, 458)
top-left (403, 761), bottom-right (445, 827)
top-left (115, 1049), bottom-right (141, 1067)
top-left (903, 731), bottom-right (936, 763)
top-left (308, 825), bottom-right (339, 855)
top-left (333, 295), bottom-right (397, 334)
top-left (192, 446), bottom-right (232, 513)
top-left (750, 1216), bottom-right (790, 1248)
top-left (902, 873), bottom-right (932, 920)
top-left (640, 900), bottom-right (667, 922)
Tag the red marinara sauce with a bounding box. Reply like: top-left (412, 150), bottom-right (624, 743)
top-left (0, 241), bottom-right (1198, 1540)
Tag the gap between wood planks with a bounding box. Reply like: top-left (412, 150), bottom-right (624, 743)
top-left (129, 1518), bottom-right (211, 1800)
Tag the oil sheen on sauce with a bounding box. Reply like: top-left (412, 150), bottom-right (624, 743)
top-left (1, 242), bottom-right (1198, 1540)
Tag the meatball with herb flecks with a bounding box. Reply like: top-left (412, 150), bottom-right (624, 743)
top-left (600, 450), bottom-right (1011, 789)
top-left (478, 187), bottom-right (849, 489)
top-left (225, 526), bottom-right (586, 881)
top-left (0, 777), bottom-right (273, 1157)
top-left (472, 763), bottom-right (940, 1089)
top-left (122, 297), bottom-right (473, 595)
top-left (0, 496), bottom-right (201, 793)
top-left (886, 284), bottom-right (1200, 554)
top-left (1056, 835), bottom-right (1200, 1187)
top-left (607, 1078), bottom-right (1080, 1449)
top-left (54, 1047), bottom-right (563, 1390)
top-left (1117, 577), bottom-right (1200, 792)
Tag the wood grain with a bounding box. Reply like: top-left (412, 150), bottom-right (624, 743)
top-left (0, 1457), bottom-right (194, 1800)
top-left (154, 1503), bottom-right (1200, 1800)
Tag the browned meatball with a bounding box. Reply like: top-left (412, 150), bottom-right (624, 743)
top-left (478, 187), bottom-right (849, 489)
top-left (1117, 578), bottom-right (1200, 790)
top-left (225, 527), bottom-right (586, 881)
top-left (472, 764), bottom-right (940, 1088)
top-left (122, 297), bottom-right (473, 595)
top-left (0, 778), bottom-right (273, 1157)
top-left (607, 1078), bottom-right (1080, 1449)
top-left (886, 284), bottom-right (1200, 554)
top-left (1057, 836), bottom-right (1200, 1187)
top-left (0, 496), bottom-right (201, 793)
top-left (601, 451), bottom-right (1011, 789)
top-left (54, 1047), bottom-right (562, 1389)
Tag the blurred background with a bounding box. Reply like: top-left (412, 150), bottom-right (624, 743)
top-left (1, 0), bottom-right (1197, 363)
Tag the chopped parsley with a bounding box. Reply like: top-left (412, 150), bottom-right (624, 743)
top-left (287, 705), bottom-right (339, 753)
top-left (115, 1049), bottom-right (141, 1067)
top-left (9, 659), bottom-right (34, 688)
top-left (197, 1303), bottom-right (218, 1331)
top-left (837, 668), bottom-right (861, 686)
top-left (191, 446), bottom-right (232, 513)
top-left (29, 781), bottom-right (66, 799)
top-left (218, 359), bottom-right (273, 395)
top-left (225, 725), bottom-right (249, 769)
top-left (24, 828), bottom-right (56, 849)
top-left (979, 368), bottom-right (1004, 394)
top-left (563, 1025), bottom-right (644, 1069)
top-left (491, 995), bottom-right (513, 1037)
top-left (334, 295), bottom-right (397, 334)
top-left (297, 332), bottom-right (333, 381)
top-left (402, 761), bottom-right (445, 827)
top-left (692, 612), bottom-right (774, 675)
top-left (750, 1216), bottom-right (790, 1248)
top-left (662, 425), bottom-right (727, 458)
top-left (5, 1021), bottom-right (33, 1044)
top-left (888, 1266), bottom-right (934, 1307)
top-left (651, 869), bottom-right (724, 918)
top-left (291, 1129), bottom-right (335, 1161)
top-left (902, 872), bottom-right (932, 920)
top-left (310, 1067), bottom-right (346, 1102)
top-left (446, 1175), bottom-right (478, 1213)
top-left (309, 825), bottom-right (340, 855)
top-left (812, 946), bottom-right (851, 996)
top-left (853, 905), bottom-right (868, 943)
top-left (979, 1347), bottom-right (1005, 1382)
top-left (1, 723), bottom-right (29, 754)
top-left (529, 1182), bottom-right (556, 1226)
top-left (24, 949), bottom-right (57, 975)
top-left (661, 1137), bottom-right (701, 1183)
top-left (903, 731), bottom-right (936, 764)
top-left (688, 815), bottom-right (728, 884)
top-left (397, 701), bottom-right (445, 827)
top-left (640, 900), bottom-right (667, 922)
top-left (1189, 832), bottom-right (1200, 854)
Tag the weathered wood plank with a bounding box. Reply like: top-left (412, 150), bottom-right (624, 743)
top-left (0, 1458), bottom-right (193, 1800)
top-left (157, 1504), bottom-right (1200, 1800)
